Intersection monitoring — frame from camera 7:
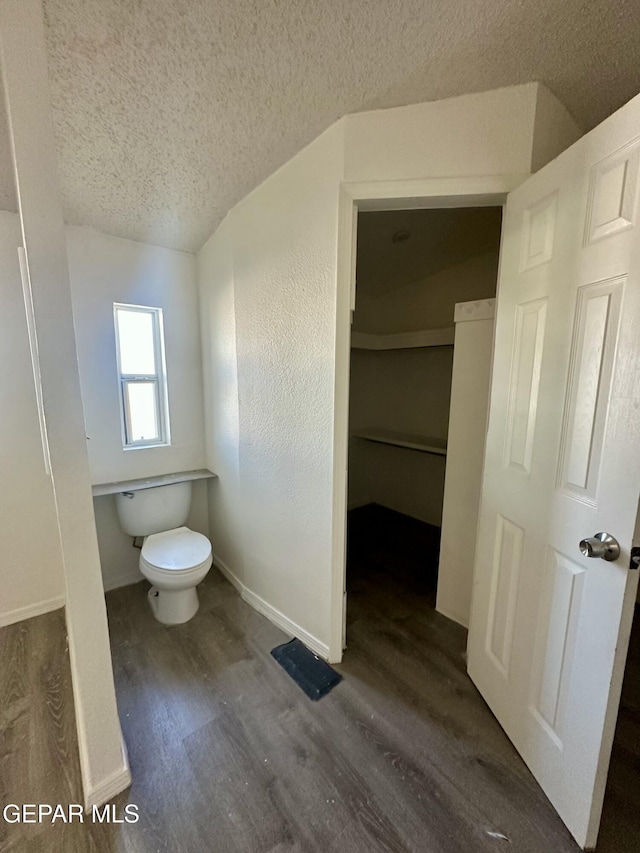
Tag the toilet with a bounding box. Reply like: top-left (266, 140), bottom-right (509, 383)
top-left (115, 481), bottom-right (212, 625)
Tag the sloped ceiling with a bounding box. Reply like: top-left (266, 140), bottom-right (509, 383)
top-left (356, 208), bottom-right (503, 299)
top-left (2, 0), bottom-right (640, 252)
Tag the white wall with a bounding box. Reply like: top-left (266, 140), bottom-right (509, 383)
top-left (0, 210), bottom-right (65, 624)
top-left (353, 249), bottom-right (500, 334)
top-left (228, 121), bottom-right (344, 652)
top-left (67, 227), bottom-right (206, 485)
top-left (348, 347), bottom-right (453, 525)
top-left (198, 83), bottom-right (582, 659)
top-left (343, 82), bottom-right (580, 182)
top-left (199, 121), bottom-right (345, 655)
top-left (197, 216), bottom-right (244, 580)
top-left (346, 348), bottom-right (376, 510)
top-left (66, 226), bottom-right (208, 589)
top-left (1, 0), bottom-right (129, 806)
top-left (0, 214), bottom-right (207, 593)
top-left (531, 83), bottom-right (583, 173)
top-left (348, 246), bottom-right (500, 525)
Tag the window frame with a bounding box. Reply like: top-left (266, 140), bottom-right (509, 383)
top-left (113, 303), bottom-right (171, 449)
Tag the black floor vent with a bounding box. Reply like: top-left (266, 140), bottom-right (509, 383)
top-left (270, 638), bottom-right (342, 701)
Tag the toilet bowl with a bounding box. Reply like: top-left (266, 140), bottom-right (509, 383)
top-left (115, 480), bottom-right (213, 625)
top-left (140, 526), bottom-right (212, 625)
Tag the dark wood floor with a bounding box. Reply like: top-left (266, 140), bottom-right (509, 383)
top-left (598, 598), bottom-right (640, 852)
top-left (0, 608), bottom-right (84, 853)
top-left (1, 503), bottom-right (638, 851)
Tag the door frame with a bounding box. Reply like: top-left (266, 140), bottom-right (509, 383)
top-left (328, 174), bottom-right (527, 663)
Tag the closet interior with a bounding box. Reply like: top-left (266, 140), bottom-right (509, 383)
top-left (346, 206), bottom-right (503, 632)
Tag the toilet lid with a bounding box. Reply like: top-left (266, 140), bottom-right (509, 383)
top-left (141, 526), bottom-right (211, 571)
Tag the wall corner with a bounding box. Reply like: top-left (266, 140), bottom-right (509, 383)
top-left (530, 82), bottom-right (584, 173)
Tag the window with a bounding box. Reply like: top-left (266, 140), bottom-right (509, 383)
top-left (114, 303), bottom-right (170, 448)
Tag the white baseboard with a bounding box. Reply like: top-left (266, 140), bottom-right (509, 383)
top-left (214, 554), bottom-right (243, 594)
top-left (213, 553), bottom-right (330, 660)
top-left (83, 737), bottom-right (131, 810)
top-left (64, 610), bottom-right (132, 812)
top-left (103, 568), bottom-right (144, 592)
top-left (434, 601), bottom-right (469, 630)
top-left (0, 594), bottom-right (66, 628)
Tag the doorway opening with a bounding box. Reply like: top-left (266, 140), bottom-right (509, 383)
top-left (345, 205), bottom-right (502, 643)
top-left (598, 602), bottom-right (640, 848)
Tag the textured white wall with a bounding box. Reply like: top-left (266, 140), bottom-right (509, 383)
top-left (199, 122), bottom-right (344, 651)
top-left (67, 226), bottom-right (206, 485)
top-left (0, 214), bottom-right (208, 594)
top-left (230, 122), bottom-right (344, 649)
top-left (66, 226), bottom-right (208, 588)
top-left (197, 217), bottom-right (244, 579)
top-left (0, 211), bottom-right (65, 624)
top-left (198, 84), bottom-right (581, 657)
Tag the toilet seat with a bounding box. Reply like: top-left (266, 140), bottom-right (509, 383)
top-left (140, 526), bottom-right (212, 574)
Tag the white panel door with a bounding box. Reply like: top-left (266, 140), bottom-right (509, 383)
top-left (467, 92), bottom-right (640, 850)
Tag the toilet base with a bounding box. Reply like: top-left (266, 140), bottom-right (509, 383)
top-left (148, 585), bottom-right (199, 625)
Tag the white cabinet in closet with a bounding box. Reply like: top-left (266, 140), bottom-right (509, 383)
top-left (436, 298), bottom-right (495, 629)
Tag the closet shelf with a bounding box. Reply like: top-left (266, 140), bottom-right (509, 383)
top-left (351, 327), bottom-right (454, 350)
top-left (352, 429), bottom-right (447, 456)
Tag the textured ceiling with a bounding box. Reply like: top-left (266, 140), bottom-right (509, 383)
top-left (3, 0), bottom-right (640, 252)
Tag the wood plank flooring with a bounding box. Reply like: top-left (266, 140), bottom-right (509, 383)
top-left (1, 503), bottom-right (638, 851)
top-left (598, 604), bottom-right (640, 852)
top-left (0, 609), bottom-right (84, 852)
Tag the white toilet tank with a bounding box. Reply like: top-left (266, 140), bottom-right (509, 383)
top-left (115, 481), bottom-right (192, 537)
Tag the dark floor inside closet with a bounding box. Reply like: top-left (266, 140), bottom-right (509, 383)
top-left (346, 502), bottom-right (640, 853)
